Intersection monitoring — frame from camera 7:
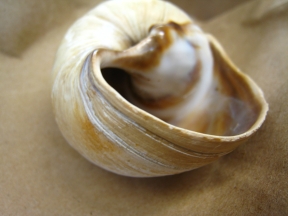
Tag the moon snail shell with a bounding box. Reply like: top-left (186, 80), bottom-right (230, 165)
top-left (52, 0), bottom-right (268, 177)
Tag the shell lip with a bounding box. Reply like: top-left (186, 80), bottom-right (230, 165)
top-left (88, 35), bottom-right (268, 143)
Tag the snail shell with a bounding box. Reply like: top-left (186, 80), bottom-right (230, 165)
top-left (52, 0), bottom-right (268, 177)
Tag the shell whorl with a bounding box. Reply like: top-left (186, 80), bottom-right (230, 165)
top-left (52, 0), bottom-right (268, 177)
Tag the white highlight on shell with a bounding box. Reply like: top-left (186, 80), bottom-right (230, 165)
top-left (126, 24), bottom-right (214, 124)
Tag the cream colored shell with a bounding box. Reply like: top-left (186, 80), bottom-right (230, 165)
top-left (52, 0), bottom-right (268, 177)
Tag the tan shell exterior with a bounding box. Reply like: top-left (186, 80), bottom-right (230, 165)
top-left (52, 0), bottom-right (268, 177)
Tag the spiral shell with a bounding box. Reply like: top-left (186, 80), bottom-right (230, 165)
top-left (52, 0), bottom-right (268, 177)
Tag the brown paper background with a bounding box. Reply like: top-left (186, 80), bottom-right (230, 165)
top-left (0, 0), bottom-right (287, 215)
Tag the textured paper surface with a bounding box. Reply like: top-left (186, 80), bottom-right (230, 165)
top-left (0, 0), bottom-right (287, 215)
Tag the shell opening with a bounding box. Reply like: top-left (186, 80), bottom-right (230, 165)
top-left (97, 22), bottom-right (263, 137)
